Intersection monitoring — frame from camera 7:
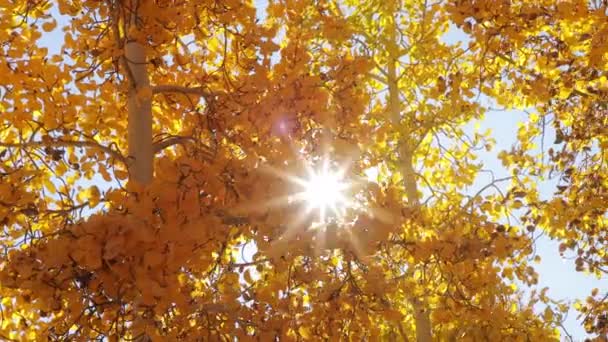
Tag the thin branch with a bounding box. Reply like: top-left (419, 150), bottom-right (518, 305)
top-left (152, 135), bottom-right (215, 160)
top-left (214, 210), bottom-right (249, 226)
top-left (151, 85), bottom-right (220, 98)
top-left (0, 139), bottom-right (126, 163)
top-left (463, 176), bottom-right (512, 211)
top-left (108, 0), bottom-right (134, 87)
top-left (229, 259), bottom-right (270, 268)
top-left (582, 291), bottom-right (608, 328)
top-left (368, 72), bottom-right (387, 84)
top-left (153, 136), bottom-right (196, 153)
top-left (557, 319), bottom-right (574, 342)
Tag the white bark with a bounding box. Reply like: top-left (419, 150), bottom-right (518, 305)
top-left (386, 15), bottom-right (433, 342)
top-left (125, 40), bottom-right (153, 184)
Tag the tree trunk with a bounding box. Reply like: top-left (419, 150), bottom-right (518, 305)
top-left (125, 39), bottom-right (153, 185)
top-left (120, 9), bottom-right (155, 340)
top-left (386, 14), bottom-right (434, 342)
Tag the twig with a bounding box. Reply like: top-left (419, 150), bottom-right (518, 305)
top-left (151, 85), bottom-right (221, 98)
top-left (0, 139), bottom-right (126, 163)
top-left (152, 135), bottom-right (215, 160)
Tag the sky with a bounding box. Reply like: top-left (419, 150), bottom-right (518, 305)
top-left (33, 2), bottom-right (606, 341)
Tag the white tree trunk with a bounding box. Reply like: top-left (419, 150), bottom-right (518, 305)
top-left (125, 40), bottom-right (153, 185)
top-left (387, 15), bottom-right (433, 342)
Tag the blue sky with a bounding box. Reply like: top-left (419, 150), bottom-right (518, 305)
top-left (34, 2), bottom-right (605, 340)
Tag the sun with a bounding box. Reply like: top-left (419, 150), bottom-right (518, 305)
top-left (242, 155), bottom-right (358, 234)
top-left (298, 159), bottom-right (350, 224)
top-left (303, 171), bottom-right (344, 210)
top-left (237, 153), bottom-right (387, 254)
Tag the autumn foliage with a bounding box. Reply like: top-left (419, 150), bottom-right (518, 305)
top-left (0, 0), bottom-right (607, 341)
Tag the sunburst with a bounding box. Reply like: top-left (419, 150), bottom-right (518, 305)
top-left (289, 157), bottom-right (351, 225)
top-left (233, 152), bottom-right (394, 256)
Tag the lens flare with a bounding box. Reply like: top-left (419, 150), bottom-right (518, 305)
top-left (299, 159), bottom-right (350, 224)
top-left (237, 155), bottom-right (360, 238)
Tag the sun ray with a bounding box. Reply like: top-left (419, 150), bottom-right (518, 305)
top-left (291, 157), bottom-right (354, 225)
top-left (259, 163), bottom-right (310, 188)
top-left (239, 154), bottom-right (370, 253)
top-left (342, 228), bottom-right (367, 260)
top-left (272, 204), bottom-right (315, 247)
top-left (232, 194), bottom-right (294, 214)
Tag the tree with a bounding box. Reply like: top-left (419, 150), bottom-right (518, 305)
top-left (0, 0), bottom-right (603, 341)
top-left (447, 0), bottom-right (608, 337)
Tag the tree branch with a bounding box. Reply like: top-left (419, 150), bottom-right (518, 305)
top-left (229, 259), bottom-right (270, 268)
top-left (152, 135), bottom-right (215, 161)
top-left (0, 139), bottom-right (127, 163)
top-left (108, 0), bottom-right (134, 87)
top-left (151, 85), bottom-right (218, 98)
top-left (153, 136), bottom-right (195, 153)
top-left (368, 72), bottom-right (387, 85)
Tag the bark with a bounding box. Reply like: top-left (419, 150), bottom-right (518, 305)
top-left (125, 39), bottom-right (153, 185)
top-left (386, 14), bottom-right (434, 342)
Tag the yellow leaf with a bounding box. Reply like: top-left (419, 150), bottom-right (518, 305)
top-left (44, 179), bottom-right (57, 193)
top-left (87, 185), bottom-right (101, 207)
top-left (115, 169), bottom-right (129, 180)
top-left (42, 20), bottom-right (57, 32)
top-left (298, 326), bottom-right (311, 339)
top-left (244, 269), bottom-right (253, 283)
top-left (99, 165), bottom-right (112, 182)
top-left (383, 308), bottom-right (402, 321)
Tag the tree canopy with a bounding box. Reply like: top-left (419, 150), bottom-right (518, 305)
top-left (0, 0), bottom-right (606, 340)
